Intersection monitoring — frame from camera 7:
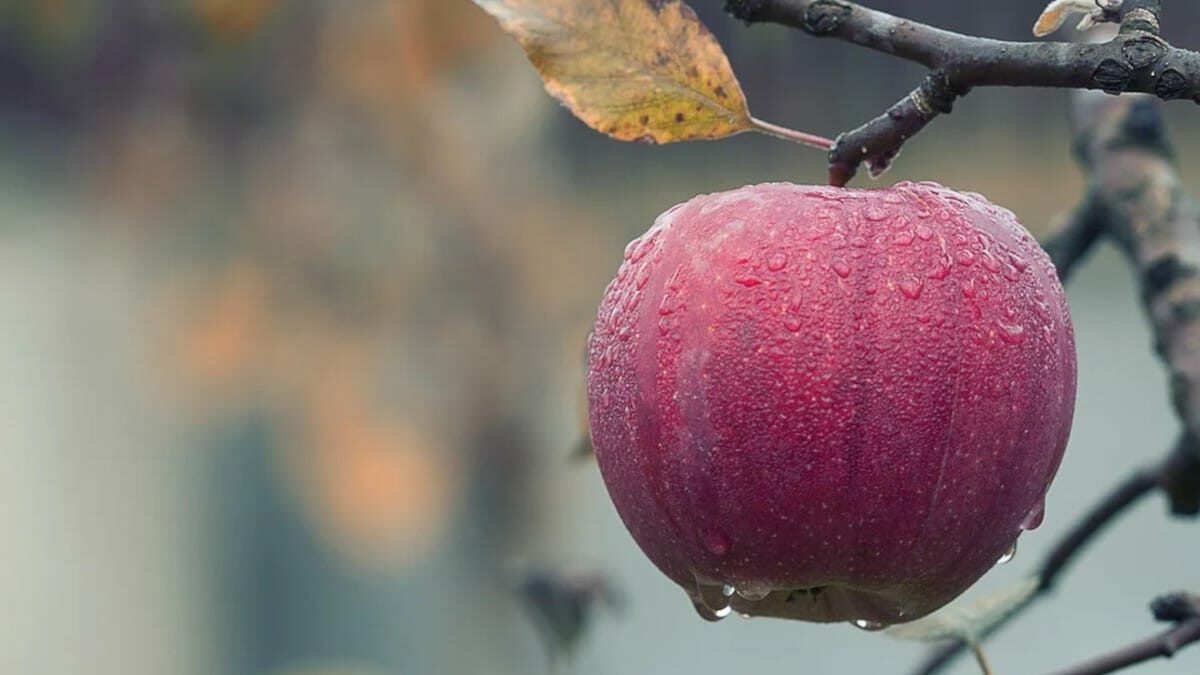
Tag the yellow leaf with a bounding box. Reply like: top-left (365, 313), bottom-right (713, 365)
top-left (473, 0), bottom-right (757, 144)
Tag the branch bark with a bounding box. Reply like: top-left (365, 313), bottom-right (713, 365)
top-left (724, 0), bottom-right (1200, 184)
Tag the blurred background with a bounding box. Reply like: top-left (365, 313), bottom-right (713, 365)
top-left (1, 1), bottom-right (1198, 674)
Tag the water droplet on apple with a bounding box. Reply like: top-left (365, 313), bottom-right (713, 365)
top-left (691, 597), bottom-right (730, 622)
top-left (864, 206), bottom-right (888, 222)
top-left (833, 262), bottom-right (852, 278)
top-left (692, 577), bottom-right (734, 621)
top-left (916, 224), bottom-right (934, 240)
top-left (736, 584), bottom-right (772, 601)
top-left (997, 320), bottom-right (1025, 344)
top-left (899, 278), bottom-right (924, 300)
top-left (658, 315), bottom-right (679, 336)
top-left (1021, 500), bottom-right (1046, 530)
top-left (703, 529), bottom-right (730, 556)
top-left (997, 540), bottom-right (1017, 564)
top-left (623, 238), bottom-right (639, 261)
top-left (767, 252), bottom-right (788, 271)
top-left (783, 315), bottom-right (803, 333)
top-left (628, 233), bottom-right (657, 263)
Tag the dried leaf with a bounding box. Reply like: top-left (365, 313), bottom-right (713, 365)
top-left (1034, 0), bottom-right (1121, 37)
top-left (886, 577), bottom-right (1040, 643)
top-left (1033, 0), bottom-right (1078, 37)
top-left (472, 0), bottom-right (761, 144)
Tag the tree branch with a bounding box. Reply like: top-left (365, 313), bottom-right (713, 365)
top-left (1044, 592), bottom-right (1200, 675)
top-left (724, 0), bottom-right (1200, 184)
top-left (1041, 202), bottom-right (1103, 285)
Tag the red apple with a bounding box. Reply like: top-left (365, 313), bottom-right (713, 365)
top-left (587, 182), bottom-right (1075, 626)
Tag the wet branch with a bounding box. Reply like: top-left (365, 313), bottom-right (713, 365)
top-left (723, 0), bottom-right (1200, 185)
top-left (909, 87), bottom-right (1200, 675)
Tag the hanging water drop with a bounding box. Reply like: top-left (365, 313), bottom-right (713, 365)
top-left (692, 576), bottom-right (735, 621)
top-left (691, 598), bottom-right (730, 622)
top-left (852, 619), bottom-right (887, 631)
top-left (1021, 500), bottom-right (1046, 530)
top-left (997, 540), bottom-right (1017, 565)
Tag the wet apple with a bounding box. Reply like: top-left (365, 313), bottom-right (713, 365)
top-left (587, 182), bottom-right (1076, 626)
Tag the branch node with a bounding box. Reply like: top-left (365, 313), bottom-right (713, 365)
top-left (1121, 7), bottom-right (1162, 36)
top-left (919, 70), bottom-right (961, 115)
top-left (1155, 69), bottom-right (1190, 100)
top-left (1121, 35), bottom-right (1167, 70)
top-left (1151, 593), bottom-right (1200, 623)
top-left (1093, 59), bottom-right (1133, 95)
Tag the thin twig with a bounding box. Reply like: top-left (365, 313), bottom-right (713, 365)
top-left (1041, 204), bottom-right (1102, 285)
top-left (724, 0), bottom-right (1198, 184)
top-left (1044, 593), bottom-right (1200, 675)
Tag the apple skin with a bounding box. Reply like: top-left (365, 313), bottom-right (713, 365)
top-left (586, 182), bottom-right (1076, 626)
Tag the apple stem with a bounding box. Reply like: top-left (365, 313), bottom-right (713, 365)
top-left (748, 117), bottom-right (834, 151)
